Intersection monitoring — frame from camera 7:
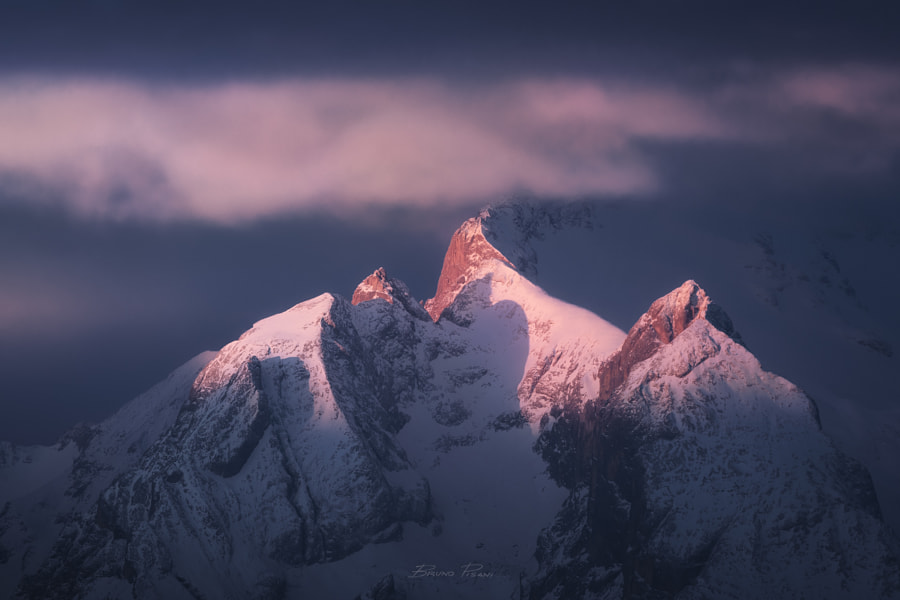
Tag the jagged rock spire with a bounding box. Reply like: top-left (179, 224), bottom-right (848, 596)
top-left (597, 280), bottom-right (742, 403)
top-left (352, 267), bottom-right (431, 321)
top-left (352, 267), bottom-right (396, 305)
top-left (424, 216), bottom-right (516, 321)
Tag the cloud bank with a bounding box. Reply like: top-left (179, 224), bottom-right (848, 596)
top-left (1, 67), bottom-right (898, 223)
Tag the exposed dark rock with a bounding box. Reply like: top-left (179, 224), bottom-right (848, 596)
top-left (491, 410), bottom-right (529, 431)
top-left (206, 357), bottom-right (272, 478)
top-left (858, 337), bottom-right (894, 357)
top-left (57, 422), bottom-right (99, 453)
top-left (431, 399), bottom-right (471, 426)
top-left (352, 268), bottom-right (431, 322)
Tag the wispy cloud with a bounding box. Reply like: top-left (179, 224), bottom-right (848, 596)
top-left (0, 68), bottom-right (898, 223)
top-left (777, 65), bottom-right (900, 119)
top-left (711, 64), bottom-right (900, 172)
top-left (0, 259), bottom-right (192, 338)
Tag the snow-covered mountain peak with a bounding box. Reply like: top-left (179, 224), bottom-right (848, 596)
top-left (352, 267), bottom-right (431, 321)
top-left (221, 291), bottom-right (334, 351)
top-left (191, 293), bottom-right (336, 395)
top-left (641, 279), bottom-right (742, 345)
top-left (424, 215), bottom-right (517, 321)
top-left (592, 281), bottom-right (744, 408)
top-left (351, 267), bottom-right (395, 305)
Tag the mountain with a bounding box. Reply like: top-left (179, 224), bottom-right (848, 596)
top-left (1, 204), bottom-right (898, 599)
top-left (529, 281), bottom-right (898, 599)
top-left (474, 201), bottom-right (900, 537)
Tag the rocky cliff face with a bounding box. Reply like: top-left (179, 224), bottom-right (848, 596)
top-left (2, 205), bottom-right (898, 600)
top-left (423, 212), bottom-right (517, 322)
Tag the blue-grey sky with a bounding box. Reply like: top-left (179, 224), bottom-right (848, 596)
top-left (2, 0), bottom-right (899, 443)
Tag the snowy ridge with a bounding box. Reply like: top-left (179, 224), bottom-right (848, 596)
top-left (529, 283), bottom-right (900, 599)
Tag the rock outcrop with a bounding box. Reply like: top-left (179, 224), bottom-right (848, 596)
top-left (424, 214), bottom-right (516, 321)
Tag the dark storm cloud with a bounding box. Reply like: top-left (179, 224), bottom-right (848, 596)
top-left (1, 1), bottom-right (898, 79)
